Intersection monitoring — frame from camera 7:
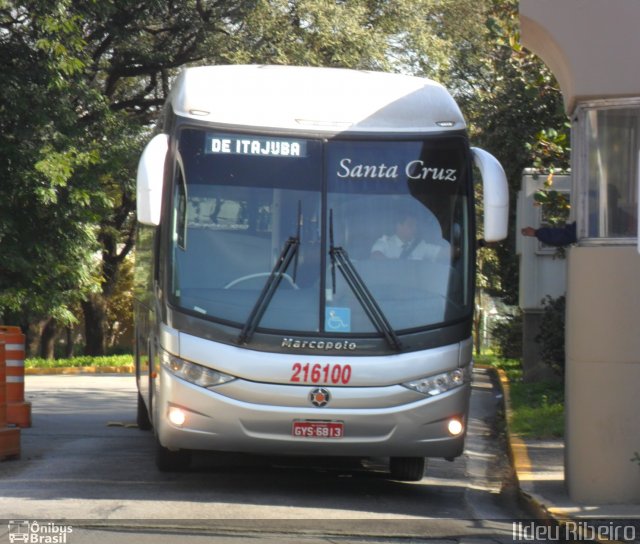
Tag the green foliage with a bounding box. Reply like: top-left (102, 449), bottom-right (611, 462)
top-left (478, 355), bottom-right (522, 381)
top-left (105, 256), bottom-right (134, 350)
top-left (0, 1), bottom-right (249, 343)
top-left (532, 172), bottom-right (572, 258)
top-left (533, 173), bottom-right (571, 226)
top-left (0, 1), bottom-right (103, 324)
top-left (535, 295), bottom-right (566, 378)
top-left (528, 126), bottom-right (571, 174)
top-left (0, 0), bottom-right (572, 353)
top-left (25, 354), bottom-right (133, 369)
top-left (490, 311), bottom-right (523, 359)
top-left (531, 170), bottom-right (572, 260)
top-left (508, 378), bottom-right (564, 438)
top-left (226, 0), bottom-right (387, 68)
top-left (451, 0), bottom-right (570, 306)
top-left (509, 396), bottom-right (564, 438)
top-left (484, 356), bottom-right (564, 439)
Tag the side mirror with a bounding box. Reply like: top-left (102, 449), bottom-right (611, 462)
top-left (136, 133), bottom-right (168, 226)
top-left (471, 147), bottom-right (509, 242)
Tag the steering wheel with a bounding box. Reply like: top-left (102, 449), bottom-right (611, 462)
top-left (224, 272), bottom-right (299, 290)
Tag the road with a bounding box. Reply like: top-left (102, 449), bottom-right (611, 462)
top-left (0, 369), bottom-right (526, 543)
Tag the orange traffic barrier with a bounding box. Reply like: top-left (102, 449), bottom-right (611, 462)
top-left (0, 341), bottom-right (21, 460)
top-left (0, 326), bottom-right (31, 428)
top-left (0, 343), bottom-right (5, 425)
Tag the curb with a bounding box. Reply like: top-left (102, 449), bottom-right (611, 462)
top-left (490, 366), bottom-right (558, 521)
top-left (25, 365), bottom-right (135, 375)
top-left (487, 365), bottom-right (627, 544)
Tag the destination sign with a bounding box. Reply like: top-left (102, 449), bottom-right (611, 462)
top-left (205, 133), bottom-right (307, 158)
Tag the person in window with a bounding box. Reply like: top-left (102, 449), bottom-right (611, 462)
top-left (521, 222), bottom-right (577, 247)
top-left (371, 209), bottom-right (449, 260)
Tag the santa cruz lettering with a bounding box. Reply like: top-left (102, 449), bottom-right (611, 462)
top-left (336, 157), bottom-right (457, 182)
top-left (406, 160), bottom-right (458, 182)
top-left (337, 158), bottom-right (399, 179)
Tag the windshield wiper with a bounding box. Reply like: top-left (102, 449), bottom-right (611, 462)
top-left (238, 202), bottom-right (302, 345)
top-left (328, 210), bottom-right (402, 352)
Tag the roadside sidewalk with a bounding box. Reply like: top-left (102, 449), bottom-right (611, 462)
top-left (514, 437), bottom-right (640, 521)
top-left (495, 369), bottom-right (640, 541)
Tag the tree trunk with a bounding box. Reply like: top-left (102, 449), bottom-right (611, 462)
top-left (82, 295), bottom-right (108, 356)
top-left (26, 321), bottom-right (42, 359)
top-left (64, 326), bottom-right (74, 358)
top-left (39, 317), bottom-right (58, 359)
top-left (82, 195), bottom-right (136, 357)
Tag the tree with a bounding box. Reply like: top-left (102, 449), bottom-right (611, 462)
top-left (0, 0), bottom-right (570, 355)
top-left (447, 0), bottom-right (570, 305)
top-left (223, 0), bottom-right (488, 74)
top-left (0, 1), bottom-right (259, 354)
top-left (0, 2), bottom-right (101, 351)
top-left (2, 0), bottom-right (494, 354)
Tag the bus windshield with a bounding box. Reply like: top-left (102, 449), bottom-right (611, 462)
top-left (170, 128), bottom-right (472, 338)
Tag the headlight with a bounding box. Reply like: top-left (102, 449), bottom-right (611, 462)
top-left (161, 351), bottom-right (235, 388)
top-left (402, 366), bottom-right (470, 397)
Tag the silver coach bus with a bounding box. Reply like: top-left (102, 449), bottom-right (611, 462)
top-left (134, 65), bottom-right (508, 480)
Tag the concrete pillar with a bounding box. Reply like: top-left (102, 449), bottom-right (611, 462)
top-left (565, 246), bottom-right (640, 503)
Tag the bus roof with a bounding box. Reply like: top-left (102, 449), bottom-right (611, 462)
top-left (168, 65), bottom-right (466, 134)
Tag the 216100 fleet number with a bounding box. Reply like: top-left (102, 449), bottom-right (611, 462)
top-left (290, 362), bottom-right (352, 385)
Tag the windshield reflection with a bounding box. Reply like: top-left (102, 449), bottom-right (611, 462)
top-left (170, 129), bottom-right (472, 338)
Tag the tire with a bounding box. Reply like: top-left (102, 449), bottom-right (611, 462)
top-left (389, 457), bottom-right (426, 481)
top-left (136, 391), bottom-right (153, 431)
top-left (155, 439), bottom-right (192, 472)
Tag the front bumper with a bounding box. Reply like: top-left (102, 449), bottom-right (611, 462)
top-left (155, 367), bottom-right (470, 458)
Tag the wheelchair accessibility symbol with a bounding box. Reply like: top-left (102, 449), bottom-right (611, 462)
top-left (325, 307), bottom-right (351, 332)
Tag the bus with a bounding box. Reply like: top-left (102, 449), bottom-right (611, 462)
top-left (134, 65), bottom-right (508, 480)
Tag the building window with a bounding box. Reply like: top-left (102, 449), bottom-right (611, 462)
top-left (576, 102), bottom-right (639, 242)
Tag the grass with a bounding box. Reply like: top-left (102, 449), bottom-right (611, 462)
top-left (477, 354), bottom-right (565, 439)
top-left (25, 354), bottom-right (134, 369)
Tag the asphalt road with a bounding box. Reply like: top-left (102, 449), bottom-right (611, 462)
top-left (0, 369), bottom-right (527, 543)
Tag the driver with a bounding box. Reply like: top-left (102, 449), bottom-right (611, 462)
top-left (370, 209), bottom-right (449, 261)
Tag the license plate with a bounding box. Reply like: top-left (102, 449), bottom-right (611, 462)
top-left (292, 420), bottom-right (344, 439)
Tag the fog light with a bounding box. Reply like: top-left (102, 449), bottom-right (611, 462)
top-left (168, 406), bottom-right (186, 427)
top-left (447, 418), bottom-right (463, 436)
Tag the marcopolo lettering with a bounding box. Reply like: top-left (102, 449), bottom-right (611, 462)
top-left (282, 338), bottom-right (357, 351)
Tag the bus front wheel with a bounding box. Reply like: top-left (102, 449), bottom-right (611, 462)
top-left (136, 392), bottom-right (152, 431)
top-left (389, 457), bottom-right (426, 481)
